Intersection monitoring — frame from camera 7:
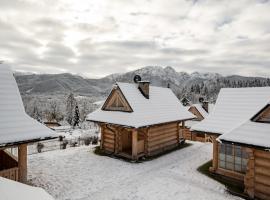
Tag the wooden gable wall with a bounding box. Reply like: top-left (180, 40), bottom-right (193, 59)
top-left (253, 105), bottom-right (270, 123)
top-left (102, 87), bottom-right (133, 112)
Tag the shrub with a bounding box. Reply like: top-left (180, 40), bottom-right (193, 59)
top-left (70, 141), bottom-right (78, 147)
top-left (92, 136), bottom-right (99, 145)
top-left (83, 137), bottom-right (92, 146)
top-left (61, 140), bottom-right (68, 149)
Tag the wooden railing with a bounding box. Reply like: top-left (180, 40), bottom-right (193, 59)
top-left (0, 167), bottom-right (19, 181)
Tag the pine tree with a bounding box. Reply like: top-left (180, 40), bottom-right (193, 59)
top-left (32, 103), bottom-right (42, 123)
top-left (73, 105), bottom-right (80, 128)
top-left (66, 93), bottom-right (76, 125)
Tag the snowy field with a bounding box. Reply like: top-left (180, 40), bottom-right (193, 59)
top-left (28, 142), bottom-right (242, 200)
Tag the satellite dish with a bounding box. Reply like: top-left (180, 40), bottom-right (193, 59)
top-left (133, 75), bottom-right (142, 83)
top-left (199, 97), bottom-right (204, 103)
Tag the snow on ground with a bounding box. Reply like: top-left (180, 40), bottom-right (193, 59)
top-left (28, 142), bottom-right (242, 200)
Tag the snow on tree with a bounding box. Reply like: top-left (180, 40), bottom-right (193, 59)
top-left (66, 93), bottom-right (77, 125)
top-left (45, 101), bottom-right (63, 122)
top-left (31, 102), bottom-right (42, 123)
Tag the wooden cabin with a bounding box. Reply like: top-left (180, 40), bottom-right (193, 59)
top-left (0, 65), bottom-right (56, 183)
top-left (44, 121), bottom-right (61, 129)
top-left (191, 87), bottom-right (270, 200)
top-left (219, 104), bottom-right (270, 200)
top-left (87, 78), bottom-right (195, 160)
top-left (183, 102), bottom-right (214, 142)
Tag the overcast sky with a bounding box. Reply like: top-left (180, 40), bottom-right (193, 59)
top-left (1, 0), bottom-right (270, 78)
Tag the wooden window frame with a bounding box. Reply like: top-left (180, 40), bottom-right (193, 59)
top-left (218, 143), bottom-right (248, 174)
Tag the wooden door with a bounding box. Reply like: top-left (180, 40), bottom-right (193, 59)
top-left (121, 131), bottom-right (132, 152)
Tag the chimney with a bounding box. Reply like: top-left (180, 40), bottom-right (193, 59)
top-left (138, 81), bottom-right (150, 99)
top-left (202, 101), bottom-right (209, 113)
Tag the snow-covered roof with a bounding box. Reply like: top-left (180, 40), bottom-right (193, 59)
top-left (191, 87), bottom-right (270, 135)
top-left (0, 177), bottom-right (54, 200)
top-left (192, 104), bottom-right (209, 118)
top-left (219, 120), bottom-right (270, 148)
top-left (87, 82), bottom-right (195, 128)
top-left (0, 65), bottom-right (56, 146)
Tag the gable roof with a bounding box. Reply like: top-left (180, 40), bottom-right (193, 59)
top-left (0, 65), bottom-right (56, 147)
top-left (219, 103), bottom-right (270, 149)
top-left (191, 87), bottom-right (270, 135)
top-left (189, 104), bottom-right (209, 119)
top-left (87, 82), bottom-right (195, 128)
top-left (219, 120), bottom-right (270, 149)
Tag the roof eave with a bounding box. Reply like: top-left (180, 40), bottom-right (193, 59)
top-left (0, 136), bottom-right (58, 149)
top-left (219, 139), bottom-right (270, 151)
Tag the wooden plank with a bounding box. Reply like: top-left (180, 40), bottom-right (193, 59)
top-left (254, 191), bottom-right (270, 200)
top-left (103, 142), bottom-right (114, 149)
top-left (148, 131), bottom-right (177, 141)
top-left (255, 183), bottom-right (270, 196)
top-left (212, 136), bottom-right (218, 170)
top-left (149, 123), bottom-right (177, 133)
top-left (255, 174), bottom-right (270, 186)
top-left (255, 166), bottom-right (270, 177)
top-left (148, 140), bottom-right (177, 152)
top-left (132, 129), bottom-right (138, 160)
top-left (255, 150), bottom-right (270, 160)
top-left (104, 138), bottom-right (115, 145)
top-left (148, 135), bottom-right (177, 148)
top-left (148, 143), bottom-right (178, 156)
top-left (18, 144), bottom-right (27, 183)
top-left (255, 158), bottom-right (270, 168)
top-left (103, 131), bottom-right (115, 137)
top-left (148, 128), bottom-right (178, 138)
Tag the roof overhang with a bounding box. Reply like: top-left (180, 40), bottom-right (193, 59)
top-left (219, 139), bottom-right (270, 151)
top-left (0, 136), bottom-right (58, 149)
top-left (87, 117), bottom-right (195, 129)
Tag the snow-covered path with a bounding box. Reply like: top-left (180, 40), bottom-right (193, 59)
top-left (28, 142), bottom-right (242, 200)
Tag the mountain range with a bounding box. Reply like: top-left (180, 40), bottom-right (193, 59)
top-left (15, 66), bottom-right (270, 101)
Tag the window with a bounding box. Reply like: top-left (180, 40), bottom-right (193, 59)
top-left (218, 143), bottom-right (248, 173)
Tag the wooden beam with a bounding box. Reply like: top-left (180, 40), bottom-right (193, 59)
top-left (18, 144), bottom-right (27, 183)
top-left (212, 136), bottom-right (218, 171)
top-left (132, 129), bottom-right (138, 160)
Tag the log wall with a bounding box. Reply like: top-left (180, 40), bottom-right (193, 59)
top-left (102, 126), bottom-right (116, 153)
top-left (147, 122), bottom-right (179, 156)
top-left (245, 149), bottom-right (270, 200)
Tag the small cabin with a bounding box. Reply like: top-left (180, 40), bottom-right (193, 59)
top-left (191, 87), bottom-right (270, 200)
top-left (219, 104), bottom-right (270, 200)
top-left (0, 65), bottom-right (56, 183)
top-left (87, 77), bottom-right (194, 160)
top-left (183, 101), bottom-right (214, 142)
top-left (44, 121), bottom-right (61, 129)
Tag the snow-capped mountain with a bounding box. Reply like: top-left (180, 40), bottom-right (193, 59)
top-left (15, 66), bottom-right (270, 101)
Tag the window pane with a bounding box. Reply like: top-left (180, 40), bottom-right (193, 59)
top-left (242, 150), bottom-right (249, 159)
top-left (226, 162), bottom-right (234, 170)
top-left (219, 153), bottom-right (225, 161)
top-left (235, 164), bottom-right (241, 172)
top-left (235, 146), bottom-right (242, 157)
top-left (226, 155), bottom-right (233, 163)
top-left (219, 144), bottom-right (225, 154)
top-left (219, 160), bottom-right (225, 169)
top-left (226, 144), bottom-right (233, 155)
top-left (235, 157), bottom-right (241, 164)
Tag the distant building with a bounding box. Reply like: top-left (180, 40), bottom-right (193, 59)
top-left (0, 65), bottom-right (56, 183)
top-left (192, 87), bottom-right (270, 200)
top-left (44, 121), bottom-right (61, 129)
top-left (87, 77), bottom-right (194, 160)
top-left (183, 101), bottom-right (214, 142)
